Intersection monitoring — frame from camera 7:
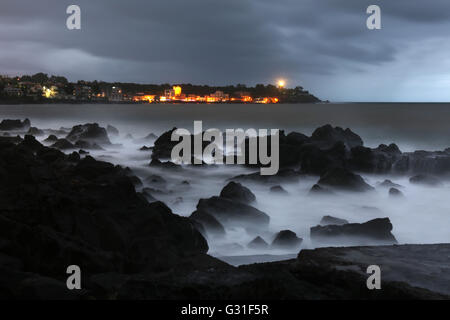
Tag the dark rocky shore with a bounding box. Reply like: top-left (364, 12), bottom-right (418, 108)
top-left (0, 119), bottom-right (449, 299)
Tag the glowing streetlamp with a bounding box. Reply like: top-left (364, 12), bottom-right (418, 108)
top-left (277, 80), bottom-right (286, 88)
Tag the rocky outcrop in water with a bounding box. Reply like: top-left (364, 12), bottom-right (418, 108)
top-left (195, 196), bottom-right (269, 229)
top-left (317, 167), bottom-right (374, 192)
top-left (320, 215), bottom-right (349, 226)
top-left (271, 230), bottom-right (303, 248)
top-left (311, 218), bottom-right (397, 245)
top-left (0, 136), bottom-right (208, 299)
top-left (66, 123), bottom-right (111, 145)
top-left (0, 118), bottom-right (31, 131)
top-left (220, 181), bottom-right (256, 204)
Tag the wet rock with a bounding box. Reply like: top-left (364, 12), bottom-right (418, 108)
top-left (311, 218), bottom-right (397, 245)
top-left (378, 179), bottom-right (403, 188)
top-left (409, 174), bottom-right (442, 187)
top-left (0, 140), bottom-right (208, 295)
top-left (297, 141), bottom-right (348, 175)
top-left (318, 167), bottom-right (374, 192)
top-left (389, 187), bottom-right (404, 198)
top-left (309, 184), bottom-right (334, 195)
top-left (106, 125), bottom-right (119, 137)
top-left (74, 140), bottom-right (104, 150)
top-left (50, 139), bottom-right (75, 150)
top-left (151, 128), bottom-right (178, 160)
top-left (349, 144), bottom-right (402, 173)
top-left (151, 128), bottom-right (209, 160)
top-left (247, 236), bottom-right (269, 249)
top-left (66, 123), bottom-right (111, 145)
top-left (128, 175), bottom-right (143, 187)
top-left (310, 124), bottom-right (363, 150)
top-left (285, 132), bottom-right (309, 146)
top-left (271, 230), bottom-right (303, 248)
top-left (220, 181), bottom-right (256, 204)
top-left (0, 135), bottom-right (22, 145)
top-left (149, 158), bottom-right (181, 170)
top-left (141, 188), bottom-right (157, 202)
top-left (270, 185), bottom-right (288, 194)
top-left (67, 152), bottom-right (80, 162)
top-left (320, 215), bottom-right (349, 226)
top-left (0, 118), bottom-right (30, 131)
top-left (78, 149), bottom-right (89, 155)
top-left (43, 135), bottom-right (58, 143)
top-left (190, 210), bottom-right (226, 237)
top-left (231, 168), bottom-right (302, 184)
top-left (196, 196), bottom-right (270, 229)
top-left (27, 127), bottom-right (44, 136)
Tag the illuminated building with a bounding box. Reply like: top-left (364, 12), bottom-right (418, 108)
top-left (108, 86), bottom-right (123, 102)
top-left (254, 97), bottom-right (279, 104)
top-left (42, 85), bottom-right (58, 98)
top-left (133, 93), bottom-right (156, 103)
top-left (3, 86), bottom-right (23, 97)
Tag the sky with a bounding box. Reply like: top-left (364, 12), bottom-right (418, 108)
top-left (1, 0), bottom-right (450, 102)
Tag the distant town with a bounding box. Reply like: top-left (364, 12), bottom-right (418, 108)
top-left (0, 73), bottom-right (321, 104)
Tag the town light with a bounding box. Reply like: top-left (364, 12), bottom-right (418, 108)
top-left (277, 80), bottom-right (286, 88)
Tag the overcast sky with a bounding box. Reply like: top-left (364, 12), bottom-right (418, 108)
top-left (1, 0), bottom-right (450, 102)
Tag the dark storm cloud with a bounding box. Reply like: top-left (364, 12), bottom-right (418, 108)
top-left (1, 0), bottom-right (450, 101)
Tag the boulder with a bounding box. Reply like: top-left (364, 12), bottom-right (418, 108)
top-left (389, 187), bottom-right (404, 198)
top-left (50, 139), bottom-right (75, 150)
top-left (66, 123), bottom-right (111, 145)
top-left (0, 139), bottom-right (208, 296)
top-left (298, 141), bottom-right (348, 175)
top-left (43, 135), bottom-right (58, 143)
top-left (320, 215), bottom-right (349, 226)
top-left (318, 167), bottom-right (374, 192)
top-left (220, 181), bottom-right (256, 204)
top-left (196, 196), bottom-right (270, 229)
top-left (311, 218), bottom-right (397, 245)
top-left (74, 140), bottom-right (104, 150)
top-left (271, 230), bottom-right (303, 248)
top-left (309, 184), bottom-right (334, 195)
top-left (310, 124), bottom-right (363, 150)
top-left (247, 236), bottom-right (269, 249)
top-left (378, 179), bottom-right (403, 188)
top-left (270, 185), bottom-right (288, 194)
top-left (409, 174), bottom-right (442, 187)
top-left (27, 127), bottom-right (44, 136)
top-left (0, 118), bottom-right (30, 131)
top-left (190, 210), bottom-right (226, 237)
top-left (349, 144), bottom-right (402, 173)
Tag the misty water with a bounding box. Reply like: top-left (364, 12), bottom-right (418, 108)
top-left (1, 103), bottom-right (450, 265)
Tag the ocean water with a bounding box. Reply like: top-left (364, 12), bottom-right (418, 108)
top-left (1, 103), bottom-right (450, 263)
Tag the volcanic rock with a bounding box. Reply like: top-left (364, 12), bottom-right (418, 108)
top-left (220, 181), bottom-right (256, 204)
top-left (271, 230), bottom-right (303, 248)
top-left (311, 218), bottom-right (397, 245)
top-left (247, 236), bottom-right (269, 249)
top-left (318, 167), bottom-right (374, 192)
top-left (320, 215), bottom-right (349, 226)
